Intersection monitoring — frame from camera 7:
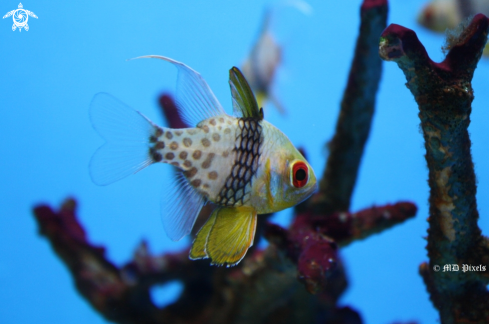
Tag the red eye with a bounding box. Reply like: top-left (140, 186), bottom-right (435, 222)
top-left (292, 161), bottom-right (308, 188)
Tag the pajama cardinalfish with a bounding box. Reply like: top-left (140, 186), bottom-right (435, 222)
top-left (89, 56), bottom-right (317, 267)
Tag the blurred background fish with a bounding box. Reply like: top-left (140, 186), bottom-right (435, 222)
top-left (241, 0), bottom-right (312, 115)
top-left (417, 0), bottom-right (489, 55)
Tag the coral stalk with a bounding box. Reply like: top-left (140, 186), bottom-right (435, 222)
top-left (379, 14), bottom-right (489, 324)
top-left (317, 0), bottom-right (387, 213)
top-left (158, 94), bottom-right (188, 129)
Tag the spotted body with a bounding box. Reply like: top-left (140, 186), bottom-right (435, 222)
top-left (90, 56), bottom-right (317, 267)
top-left (148, 114), bottom-right (249, 204)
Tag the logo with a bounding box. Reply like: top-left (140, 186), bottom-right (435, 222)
top-left (3, 3), bottom-right (37, 32)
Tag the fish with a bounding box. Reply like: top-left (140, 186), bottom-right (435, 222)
top-left (417, 0), bottom-right (489, 55)
top-left (418, 0), bottom-right (462, 32)
top-left (241, 0), bottom-right (313, 115)
top-left (89, 56), bottom-right (318, 267)
top-left (241, 8), bottom-right (284, 114)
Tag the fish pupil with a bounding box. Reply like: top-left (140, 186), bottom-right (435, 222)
top-left (295, 169), bottom-right (306, 181)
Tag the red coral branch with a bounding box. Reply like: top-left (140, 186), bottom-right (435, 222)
top-left (380, 14), bottom-right (489, 323)
top-left (265, 202), bottom-right (416, 294)
top-left (158, 94), bottom-right (188, 129)
top-left (309, 202), bottom-right (417, 246)
top-left (34, 199), bottom-right (160, 323)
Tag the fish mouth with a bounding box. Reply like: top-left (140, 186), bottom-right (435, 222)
top-left (307, 182), bottom-right (319, 199)
top-left (295, 182), bottom-right (319, 205)
top-left (311, 181), bottom-right (319, 194)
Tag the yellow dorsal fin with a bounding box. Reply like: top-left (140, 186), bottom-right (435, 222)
top-left (190, 206), bottom-right (257, 267)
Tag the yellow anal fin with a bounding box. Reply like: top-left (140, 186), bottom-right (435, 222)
top-left (208, 206), bottom-right (257, 267)
top-left (189, 208), bottom-right (217, 260)
top-left (190, 206), bottom-right (257, 267)
top-left (190, 207), bottom-right (257, 267)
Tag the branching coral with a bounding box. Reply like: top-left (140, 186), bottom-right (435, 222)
top-left (380, 13), bottom-right (489, 324)
top-left (317, 0), bottom-right (387, 214)
top-left (33, 0), bottom-right (422, 323)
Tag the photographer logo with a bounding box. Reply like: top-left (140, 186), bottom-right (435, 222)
top-left (3, 3), bottom-right (37, 32)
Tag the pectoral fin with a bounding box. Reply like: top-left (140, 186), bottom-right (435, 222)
top-left (189, 206), bottom-right (257, 267)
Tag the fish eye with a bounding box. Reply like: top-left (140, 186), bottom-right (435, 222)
top-left (291, 161), bottom-right (309, 188)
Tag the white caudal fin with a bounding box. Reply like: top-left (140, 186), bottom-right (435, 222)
top-left (161, 172), bottom-right (206, 241)
top-left (130, 55), bottom-right (226, 126)
top-left (89, 92), bottom-right (156, 186)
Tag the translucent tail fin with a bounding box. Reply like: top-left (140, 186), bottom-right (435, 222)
top-left (89, 93), bottom-right (156, 186)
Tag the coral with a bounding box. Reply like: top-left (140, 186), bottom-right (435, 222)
top-left (32, 0), bottom-right (424, 323)
top-left (380, 13), bottom-right (489, 324)
top-left (317, 0), bottom-right (387, 214)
